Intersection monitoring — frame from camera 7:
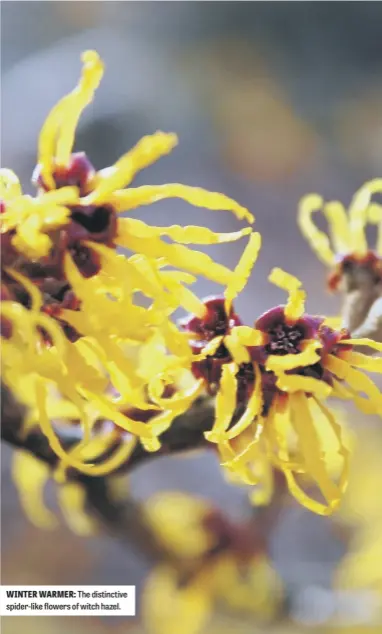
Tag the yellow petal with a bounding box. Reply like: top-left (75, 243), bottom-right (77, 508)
top-left (314, 399), bottom-right (350, 497)
top-left (192, 335), bottom-right (224, 362)
top-left (160, 274), bottom-right (206, 318)
top-left (3, 268), bottom-right (42, 313)
top-left (289, 393), bottom-right (342, 513)
top-left (345, 367), bottom-right (382, 414)
top-left (149, 378), bottom-right (203, 413)
top-left (118, 217), bottom-right (251, 245)
top-left (63, 434), bottom-right (138, 477)
top-left (205, 363), bottom-right (237, 443)
top-left (322, 315), bottom-right (343, 330)
top-left (38, 50), bottom-right (104, 187)
top-left (110, 183), bottom-right (254, 223)
top-left (275, 372), bottom-right (332, 398)
top-left (340, 350), bottom-right (382, 373)
top-left (224, 333), bottom-right (250, 365)
top-left (268, 267), bottom-right (305, 322)
top-left (341, 338), bottom-right (382, 352)
top-left (55, 51), bottom-right (104, 167)
top-left (283, 468), bottom-right (337, 516)
top-left (226, 363), bottom-right (263, 440)
top-left (225, 232), bottom-right (261, 309)
top-left (230, 326), bottom-right (264, 347)
top-left (266, 339), bottom-right (321, 372)
top-left (84, 132), bottom-right (178, 205)
top-left (322, 201), bottom-right (351, 254)
top-left (326, 353), bottom-right (382, 413)
top-left (160, 319), bottom-right (195, 360)
top-left (78, 390), bottom-right (156, 439)
top-left (348, 179), bottom-right (382, 253)
top-left (248, 459), bottom-right (274, 507)
top-left (223, 424), bottom-right (265, 486)
top-left (36, 186), bottom-right (80, 208)
top-left (297, 194), bottom-right (336, 265)
top-left (116, 228), bottom-right (235, 286)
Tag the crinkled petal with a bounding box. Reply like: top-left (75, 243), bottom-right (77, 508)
top-left (314, 399), bottom-right (350, 497)
top-left (78, 390), bottom-right (155, 439)
top-left (4, 268), bottom-right (42, 313)
top-left (226, 364), bottom-right (263, 440)
top-left (275, 372), bottom-right (332, 398)
top-left (298, 194), bottom-right (336, 265)
top-left (116, 217), bottom-right (251, 245)
top-left (341, 338), bottom-right (382, 352)
top-left (192, 335), bottom-right (224, 362)
top-left (268, 267), bottom-right (305, 322)
top-left (110, 183), bottom-right (254, 223)
top-left (348, 179), bottom-right (382, 253)
top-left (322, 201), bottom-right (351, 255)
top-left (148, 377), bottom-right (203, 413)
top-left (224, 232), bottom-right (261, 309)
top-left (115, 228), bottom-right (235, 286)
top-left (205, 363), bottom-right (238, 443)
top-left (340, 350), bottom-right (382, 373)
top-left (84, 133), bottom-right (178, 205)
top-left (159, 273), bottom-right (207, 318)
top-left (222, 422), bottom-right (265, 486)
top-left (224, 332), bottom-right (250, 365)
top-left (266, 339), bottom-right (321, 372)
top-left (38, 50), bottom-right (103, 187)
top-left (326, 354), bottom-right (382, 414)
top-left (288, 393), bottom-right (342, 514)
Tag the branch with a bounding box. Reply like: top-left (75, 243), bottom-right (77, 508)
top-left (1, 386), bottom-right (214, 474)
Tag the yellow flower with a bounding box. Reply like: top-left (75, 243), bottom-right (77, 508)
top-left (0, 273), bottom-right (183, 473)
top-left (142, 492), bottom-right (282, 634)
top-left (1, 48), bottom-right (258, 482)
top-left (298, 179), bottom-right (382, 291)
top-left (184, 267), bottom-right (382, 515)
top-left (21, 49), bottom-right (253, 286)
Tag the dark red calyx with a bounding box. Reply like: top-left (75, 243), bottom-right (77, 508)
top-left (328, 251), bottom-right (382, 291)
top-left (32, 152), bottom-right (96, 196)
top-left (181, 296), bottom-right (242, 344)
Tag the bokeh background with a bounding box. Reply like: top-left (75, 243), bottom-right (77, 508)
top-left (2, 2), bottom-right (382, 633)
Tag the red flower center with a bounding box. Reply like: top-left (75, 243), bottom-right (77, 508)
top-left (265, 322), bottom-right (304, 355)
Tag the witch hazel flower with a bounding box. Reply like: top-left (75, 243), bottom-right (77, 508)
top-left (181, 257), bottom-right (382, 515)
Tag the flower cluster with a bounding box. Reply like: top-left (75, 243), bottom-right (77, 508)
top-left (298, 179), bottom-right (382, 292)
top-left (1, 49), bottom-right (382, 521)
top-left (182, 263), bottom-right (382, 515)
top-left (1, 50), bottom-right (254, 477)
top-left (142, 492), bottom-right (282, 634)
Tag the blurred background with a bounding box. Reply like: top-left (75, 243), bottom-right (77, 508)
top-left (2, 2), bottom-right (382, 633)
